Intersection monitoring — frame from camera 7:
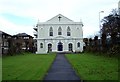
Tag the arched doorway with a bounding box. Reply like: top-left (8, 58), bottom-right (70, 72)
top-left (68, 43), bottom-right (73, 52)
top-left (58, 42), bottom-right (63, 51)
top-left (48, 43), bottom-right (52, 53)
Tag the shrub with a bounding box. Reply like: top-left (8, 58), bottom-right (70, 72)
top-left (107, 45), bottom-right (120, 56)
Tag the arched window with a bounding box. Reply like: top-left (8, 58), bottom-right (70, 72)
top-left (77, 42), bottom-right (80, 47)
top-left (58, 27), bottom-right (62, 35)
top-left (48, 43), bottom-right (52, 52)
top-left (67, 26), bottom-right (71, 36)
top-left (40, 43), bottom-right (43, 48)
top-left (49, 27), bottom-right (53, 36)
top-left (68, 43), bottom-right (73, 51)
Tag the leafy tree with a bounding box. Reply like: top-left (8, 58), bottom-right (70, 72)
top-left (8, 38), bottom-right (14, 55)
top-left (28, 38), bottom-right (34, 52)
top-left (83, 38), bottom-right (89, 46)
top-left (15, 36), bottom-right (23, 54)
top-left (94, 36), bottom-right (98, 52)
top-left (101, 33), bottom-right (107, 52)
top-left (83, 38), bottom-right (89, 51)
top-left (25, 39), bottom-right (29, 51)
top-left (101, 9), bottom-right (120, 45)
top-left (101, 9), bottom-right (120, 55)
top-left (89, 38), bottom-right (93, 51)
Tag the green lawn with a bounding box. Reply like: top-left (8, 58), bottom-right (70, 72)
top-left (2, 53), bottom-right (56, 80)
top-left (66, 53), bottom-right (118, 80)
top-left (0, 57), bottom-right (2, 81)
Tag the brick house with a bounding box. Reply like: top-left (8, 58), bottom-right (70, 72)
top-left (0, 31), bottom-right (12, 55)
top-left (12, 33), bottom-right (34, 52)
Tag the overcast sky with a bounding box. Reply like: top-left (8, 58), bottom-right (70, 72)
top-left (0, 0), bottom-right (119, 38)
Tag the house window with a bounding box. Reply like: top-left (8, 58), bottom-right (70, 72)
top-left (40, 43), bottom-right (43, 48)
top-left (58, 27), bottom-right (62, 35)
top-left (49, 27), bottom-right (53, 36)
top-left (77, 42), bottom-right (80, 47)
top-left (48, 43), bottom-right (52, 52)
top-left (68, 43), bottom-right (73, 51)
top-left (24, 37), bottom-right (29, 39)
top-left (2, 35), bottom-right (5, 38)
top-left (67, 26), bottom-right (71, 36)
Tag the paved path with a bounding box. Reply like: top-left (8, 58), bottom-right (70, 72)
top-left (44, 53), bottom-right (80, 80)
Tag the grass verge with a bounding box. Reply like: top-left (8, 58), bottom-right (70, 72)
top-left (2, 53), bottom-right (56, 80)
top-left (65, 53), bottom-right (118, 80)
top-left (0, 57), bottom-right (2, 81)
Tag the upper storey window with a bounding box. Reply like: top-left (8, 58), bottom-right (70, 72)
top-left (58, 27), bottom-right (62, 35)
top-left (40, 43), bottom-right (43, 48)
top-left (49, 27), bottom-right (53, 36)
top-left (67, 26), bottom-right (71, 36)
top-left (77, 42), bottom-right (80, 47)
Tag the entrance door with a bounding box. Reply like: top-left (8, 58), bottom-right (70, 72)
top-left (48, 43), bottom-right (52, 53)
top-left (58, 42), bottom-right (63, 51)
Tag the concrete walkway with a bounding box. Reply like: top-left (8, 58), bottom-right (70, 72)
top-left (44, 53), bottom-right (80, 80)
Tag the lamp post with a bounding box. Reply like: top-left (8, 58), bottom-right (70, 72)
top-left (99, 11), bottom-right (104, 37)
top-left (99, 11), bottom-right (104, 51)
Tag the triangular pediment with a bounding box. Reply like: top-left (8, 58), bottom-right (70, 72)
top-left (46, 14), bottom-right (74, 23)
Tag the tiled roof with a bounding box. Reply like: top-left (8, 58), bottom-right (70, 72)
top-left (13, 33), bottom-right (33, 38)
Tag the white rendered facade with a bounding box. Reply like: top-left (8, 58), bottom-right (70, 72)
top-left (34, 14), bottom-right (83, 54)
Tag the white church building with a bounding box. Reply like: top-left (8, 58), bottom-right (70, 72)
top-left (34, 14), bottom-right (84, 54)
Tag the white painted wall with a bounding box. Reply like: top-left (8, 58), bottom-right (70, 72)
top-left (36, 14), bottom-right (83, 54)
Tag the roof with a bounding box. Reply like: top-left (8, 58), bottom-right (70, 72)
top-left (46, 14), bottom-right (74, 23)
top-left (13, 33), bottom-right (33, 38)
top-left (37, 14), bottom-right (83, 25)
top-left (0, 30), bottom-right (12, 36)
